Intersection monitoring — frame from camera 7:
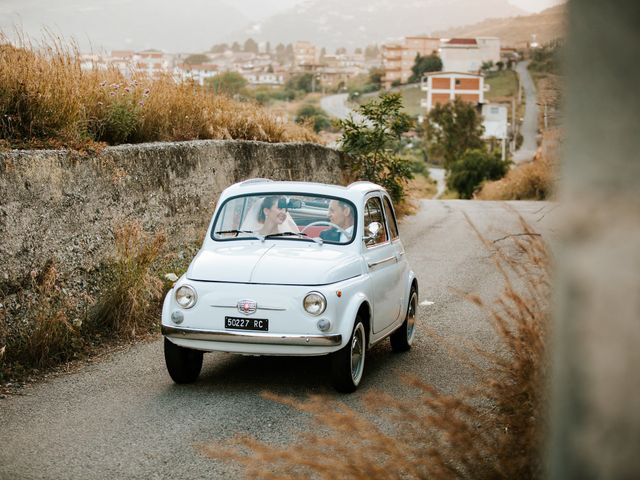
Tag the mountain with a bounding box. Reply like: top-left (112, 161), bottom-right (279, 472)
top-left (237, 0), bottom-right (526, 50)
top-left (433, 4), bottom-right (566, 47)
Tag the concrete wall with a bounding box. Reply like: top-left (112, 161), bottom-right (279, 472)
top-left (550, 1), bottom-right (640, 478)
top-left (0, 140), bottom-right (347, 298)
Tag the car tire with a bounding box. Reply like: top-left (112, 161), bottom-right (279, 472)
top-left (330, 318), bottom-right (366, 393)
top-left (164, 337), bottom-right (203, 384)
top-left (390, 287), bottom-right (418, 353)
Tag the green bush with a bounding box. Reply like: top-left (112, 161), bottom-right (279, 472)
top-left (295, 104), bottom-right (331, 133)
top-left (447, 149), bottom-right (510, 199)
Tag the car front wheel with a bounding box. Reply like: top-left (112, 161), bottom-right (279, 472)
top-left (164, 337), bottom-right (203, 384)
top-left (390, 287), bottom-right (417, 352)
top-left (331, 318), bottom-right (366, 393)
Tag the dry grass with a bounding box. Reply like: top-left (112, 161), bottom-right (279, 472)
top-left (91, 222), bottom-right (166, 338)
top-left (1, 261), bottom-right (81, 373)
top-left (477, 129), bottom-right (560, 200)
top-left (203, 216), bottom-right (550, 479)
top-left (395, 174), bottom-right (438, 217)
top-left (0, 33), bottom-right (318, 149)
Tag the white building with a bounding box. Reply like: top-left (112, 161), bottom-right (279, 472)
top-left (481, 103), bottom-right (509, 160)
top-left (440, 37), bottom-right (501, 73)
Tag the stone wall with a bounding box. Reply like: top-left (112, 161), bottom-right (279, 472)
top-left (0, 140), bottom-right (347, 295)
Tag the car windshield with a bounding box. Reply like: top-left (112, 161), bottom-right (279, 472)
top-left (211, 193), bottom-right (356, 244)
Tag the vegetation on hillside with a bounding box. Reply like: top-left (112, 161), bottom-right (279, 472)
top-left (0, 36), bottom-right (318, 150)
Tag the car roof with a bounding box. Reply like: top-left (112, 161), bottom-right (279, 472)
top-left (220, 179), bottom-right (388, 204)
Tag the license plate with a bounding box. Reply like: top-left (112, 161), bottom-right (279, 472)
top-left (224, 316), bottom-right (269, 331)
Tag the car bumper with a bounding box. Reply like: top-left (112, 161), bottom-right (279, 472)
top-left (161, 325), bottom-right (342, 347)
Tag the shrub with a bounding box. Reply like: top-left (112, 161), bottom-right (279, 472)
top-left (295, 104), bottom-right (332, 133)
top-left (447, 149), bottom-right (510, 199)
top-left (91, 222), bottom-right (165, 338)
top-left (477, 129), bottom-right (559, 200)
top-left (338, 93), bottom-right (414, 203)
top-left (204, 216), bottom-right (550, 479)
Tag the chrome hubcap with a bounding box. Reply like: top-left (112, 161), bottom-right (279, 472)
top-left (406, 292), bottom-right (417, 344)
top-left (350, 324), bottom-right (365, 385)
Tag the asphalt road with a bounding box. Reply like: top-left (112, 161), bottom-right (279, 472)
top-left (0, 200), bottom-right (557, 479)
top-left (514, 61), bottom-right (540, 164)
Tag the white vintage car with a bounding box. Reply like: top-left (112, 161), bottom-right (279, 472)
top-left (161, 179), bottom-right (418, 392)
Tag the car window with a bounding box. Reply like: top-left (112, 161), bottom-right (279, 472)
top-left (211, 193), bottom-right (356, 244)
top-left (363, 196), bottom-right (389, 247)
top-left (382, 196), bottom-right (399, 240)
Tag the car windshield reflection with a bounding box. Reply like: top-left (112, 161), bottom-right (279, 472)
top-left (212, 193), bottom-right (356, 244)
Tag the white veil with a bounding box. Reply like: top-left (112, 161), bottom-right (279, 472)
top-left (240, 196), bottom-right (299, 233)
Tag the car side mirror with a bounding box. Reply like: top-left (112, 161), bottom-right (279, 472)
top-left (363, 221), bottom-right (382, 245)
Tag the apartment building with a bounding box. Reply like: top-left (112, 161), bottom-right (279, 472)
top-left (382, 36), bottom-right (440, 89)
top-left (420, 71), bottom-right (488, 111)
top-left (293, 41), bottom-right (317, 67)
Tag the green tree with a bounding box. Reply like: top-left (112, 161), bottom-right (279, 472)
top-left (243, 38), bottom-right (259, 54)
top-left (285, 73), bottom-right (316, 93)
top-left (210, 43), bottom-right (228, 53)
top-left (364, 44), bottom-right (380, 61)
top-left (206, 72), bottom-right (247, 96)
top-left (183, 53), bottom-right (209, 65)
top-left (409, 54), bottom-right (442, 82)
top-left (231, 42), bottom-right (241, 53)
top-left (447, 149), bottom-right (510, 198)
top-left (368, 67), bottom-right (384, 89)
top-left (295, 104), bottom-right (331, 132)
top-left (338, 93), bottom-right (414, 202)
top-left (426, 97), bottom-right (485, 168)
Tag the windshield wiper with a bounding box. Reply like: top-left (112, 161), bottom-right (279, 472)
top-left (215, 229), bottom-right (258, 237)
top-left (264, 231), bottom-right (323, 245)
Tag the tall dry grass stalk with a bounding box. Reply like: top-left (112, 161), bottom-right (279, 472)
top-left (203, 215), bottom-right (550, 479)
top-left (91, 222), bottom-right (165, 338)
top-left (0, 32), bottom-right (318, 149)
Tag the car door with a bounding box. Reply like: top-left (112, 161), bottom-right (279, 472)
top-left (382, 194), bottom-right (407, 324)
top-left (362, 194), bottom-right (402, 333)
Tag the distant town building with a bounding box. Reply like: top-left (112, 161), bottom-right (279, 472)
top-left (293, 41), bottom-right (317, 67)
top-left (177, 63), bottom-right (219, 86)
top-left (440, 37), bottom-right (501, 73)
top-left (382, 35), bottom-right (440, 89)
top-left (134, 49), bottom-right (171, 79)
top-left (420, 71), bottom-right (488, 111)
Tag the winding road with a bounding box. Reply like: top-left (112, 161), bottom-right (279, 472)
top-left (513, 61), bottom-right (540, 164)
top-left (0, 200), bottom-right (557, 479)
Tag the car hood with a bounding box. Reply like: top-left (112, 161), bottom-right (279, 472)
top-left (186, 243), bottom-right (364, 285)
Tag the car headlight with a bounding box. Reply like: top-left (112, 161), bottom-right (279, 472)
top-left (175, 285), bottom-right (197, 309)
top-left (303, 292), bottom-right (326, 316)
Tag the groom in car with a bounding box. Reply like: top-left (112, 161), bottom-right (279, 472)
top-left (320, 200), bottom-right (354, 243)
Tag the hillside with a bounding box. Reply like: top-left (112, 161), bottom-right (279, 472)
top-left (238, 0), bottom-right (525, 49)
top-left (434, 4), bottom-right (566, 48)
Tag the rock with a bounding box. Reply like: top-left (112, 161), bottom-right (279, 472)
top-left (164, 273), bottom-right (178, 282)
